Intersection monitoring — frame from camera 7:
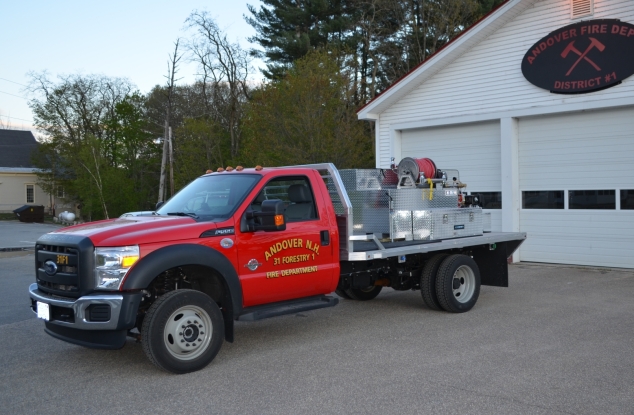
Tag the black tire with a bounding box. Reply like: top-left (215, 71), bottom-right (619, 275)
top-left (335, 289), bottom-right (352, 299)
top-left (420, 253), bottom-right (448, 311)
top-left (141, 289), bottom-right (224, 374)
top-left (345, 285), bottom-right (382, 301)
top-left (435, 254), bottom-right (481, 313)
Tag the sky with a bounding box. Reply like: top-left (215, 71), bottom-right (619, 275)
top-left (0, 0), bottom-right (263, 133)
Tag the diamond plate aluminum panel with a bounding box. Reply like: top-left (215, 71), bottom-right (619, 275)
top-left (389, 188), bottom-right (459, 210)
top-left (483, 212), bottom-right (492, 232)
top-left (339, 169), bottom-right (393, 236)
top-left (412, 210), bottom-right (433, 240)
top-left (391, 210), bottom-right (413, 240)
top-left (339, 169), bottom-right (397, 192)
top-left (430, 208), bottom-right (483, 240)
top-left (348, 189), bottom-right (390, 235)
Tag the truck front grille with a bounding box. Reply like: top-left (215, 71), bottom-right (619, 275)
top-left (39, 244), bottom-right (75, 254)
top-left (35, 234), bottom-right (95, 298)
top-left (36, 244), bottom-right (81, 297)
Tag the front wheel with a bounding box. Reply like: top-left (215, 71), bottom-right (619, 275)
top-left (435, 254), bottom-right (481, 313)
top-left (345, 285), bottom-right (382, 301)
top-left (141, 289), bottom-right (224, 374)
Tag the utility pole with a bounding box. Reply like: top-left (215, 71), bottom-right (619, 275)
top-left (158, 39), bottom-right (181, 203)
top-left (168, 126), bottom-right (174, 198)
top-left (158, 120), bottom-right (169, 203)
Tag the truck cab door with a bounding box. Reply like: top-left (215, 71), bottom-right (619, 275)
top-left (236, 175), bottom-right (336, 307)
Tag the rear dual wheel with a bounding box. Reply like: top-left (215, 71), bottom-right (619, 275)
top-left (420, 253), bottom-right (448, 310)
top-left (421, 254), bottom-right (481, 313)
top-left (435, 254), bottom-right (480, 313)
top-left (345, 285), bottom-right (382, 301)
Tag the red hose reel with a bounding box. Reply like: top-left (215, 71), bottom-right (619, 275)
top-left (397, 157), bottom-right (437, 182)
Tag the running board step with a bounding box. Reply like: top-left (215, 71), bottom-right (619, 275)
top-left (237, 295), bottom-right (339, 321)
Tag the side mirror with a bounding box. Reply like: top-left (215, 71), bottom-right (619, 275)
top-left (247, 200), bottom-right (286, 232)
top-left (156, 201), bottom-right (165, 210)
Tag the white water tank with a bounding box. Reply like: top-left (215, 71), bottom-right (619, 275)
top-left (59, 211), bottom-right (76, 222)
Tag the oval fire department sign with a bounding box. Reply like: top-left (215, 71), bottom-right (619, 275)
top-left (522, 19), bottom-right (634, 94)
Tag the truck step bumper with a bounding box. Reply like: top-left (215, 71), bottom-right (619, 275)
top-left (237, 295), bottom-right (339, 321)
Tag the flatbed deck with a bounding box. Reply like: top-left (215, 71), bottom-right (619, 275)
top-left (347, 232), bottom-right (527, 261)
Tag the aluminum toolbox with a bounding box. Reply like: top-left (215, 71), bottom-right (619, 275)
top-left (428, 208), bottom-right (483, 240)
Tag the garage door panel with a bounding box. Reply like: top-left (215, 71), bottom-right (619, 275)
top-left (401, 121), bottom-right (502, 188)
top-left (521, 211), bottom-right (634, 239)
top-left (519, 107), bottom-right (634, 269)
top-left (519, 108), bottom-right (634, 190)
top-left (519, 250), bottom-right (632, 269)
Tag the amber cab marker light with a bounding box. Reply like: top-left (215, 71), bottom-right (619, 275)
top-left (206, 169), bottom-right (212, 174)
top-left (226, 166), bottom-right (234, 172)
top-left (121, 255), bottom-right (139, 268)
top-left (274, 215), bottom-right (284, 226)
top-left (217, 167), bottom-right (225, 172)
top-left (236, 166), bottom-right (244, 171)
top-left (255, 165), bottom-right (263, 171)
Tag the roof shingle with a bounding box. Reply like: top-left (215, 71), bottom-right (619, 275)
top-left (0, 130), bottom-right (39, 168)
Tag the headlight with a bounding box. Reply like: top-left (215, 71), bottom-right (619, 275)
top-left (94, 246), bottom-right (140, 290)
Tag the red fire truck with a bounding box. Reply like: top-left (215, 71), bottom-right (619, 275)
top-left (29, 161), bottom-right (525, 373)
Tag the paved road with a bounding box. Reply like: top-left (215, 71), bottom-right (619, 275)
top-left (0, 221), bottom-right (62, 249)
top-left (1, 254), bottom-right (633, 415)
top-left (0, 252), bottom-right (35, 325)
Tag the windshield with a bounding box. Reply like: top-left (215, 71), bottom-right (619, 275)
top-left (156, 174), bottom-right (261, 220)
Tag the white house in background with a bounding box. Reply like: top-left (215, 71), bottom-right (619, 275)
top-left (0, 129), bottom-right (58, 213)
top-left (358, 0), bottom-right (634, 268)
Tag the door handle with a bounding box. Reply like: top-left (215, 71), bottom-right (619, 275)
top-left (320, 230), bottom-right (330, 246)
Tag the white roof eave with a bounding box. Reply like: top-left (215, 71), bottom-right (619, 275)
top-left (357, 0), bottom-right (536, 120)
top-left (0, 167), bottom-right (44, 174)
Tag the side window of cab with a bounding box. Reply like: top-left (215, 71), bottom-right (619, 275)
top-left (250, 176), bottom-right (318, 222)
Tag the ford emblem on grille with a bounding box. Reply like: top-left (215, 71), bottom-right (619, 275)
top-left (44, 260), bottom-right (58, 276)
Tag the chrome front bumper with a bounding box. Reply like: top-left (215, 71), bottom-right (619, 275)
top-left (29, 283), bottom-right (124, 330)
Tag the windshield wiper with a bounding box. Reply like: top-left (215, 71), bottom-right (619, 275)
top-left (166, 212), bottom-right (198, 219)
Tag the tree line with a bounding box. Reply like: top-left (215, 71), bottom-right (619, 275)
top-left (29, 0), bottom-right (501, 220)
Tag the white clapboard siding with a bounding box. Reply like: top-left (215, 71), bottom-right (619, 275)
top-left (376, 0), bottom-right (634, 167)
top-left (400, 121), bottom-right (503, 232)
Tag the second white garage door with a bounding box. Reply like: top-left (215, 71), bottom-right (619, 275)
top-left (518, 107), bottom-right (634, 269)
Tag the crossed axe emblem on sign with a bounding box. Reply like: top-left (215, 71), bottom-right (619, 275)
top-left (561, 37), bottom-right (606, 76)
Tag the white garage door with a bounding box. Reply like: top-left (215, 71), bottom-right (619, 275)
top-left (401, 121), bottom-right (502, 231)
top-left (519, 107), bottom-right (634, 268)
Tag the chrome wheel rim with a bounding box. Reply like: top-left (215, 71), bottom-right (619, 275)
top-left (163, 305), bottom-right (213, 361)
top-left (452, 265), bottom-right (475, 303)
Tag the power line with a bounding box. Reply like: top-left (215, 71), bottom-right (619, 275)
top-left (0, 114), bottom-right (33, 123)
top-left (0, 90), bottom-right (26, 99)
top-left (0, 77), bottom-right (28, 87)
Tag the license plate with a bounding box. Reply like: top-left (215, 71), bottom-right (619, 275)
top-left (37, 302), bottom-right (50, 321)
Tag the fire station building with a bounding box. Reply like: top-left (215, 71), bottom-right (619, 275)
top-left (358, 0), bottom-right (634, 268)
